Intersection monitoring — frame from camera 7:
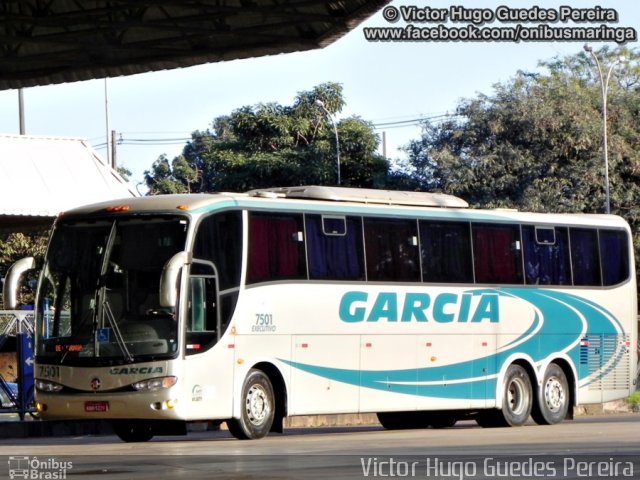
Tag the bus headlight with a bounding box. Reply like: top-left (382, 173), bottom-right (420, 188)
top-left (35, 379), bottom-right (63, 393)
top-left (132, 376), bottom-right (177, 392)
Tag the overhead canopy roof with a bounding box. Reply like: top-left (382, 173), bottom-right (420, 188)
top-left (0, 135), bottom-right (137, 231)
top-left (0, 0), bottom-right (389, 90)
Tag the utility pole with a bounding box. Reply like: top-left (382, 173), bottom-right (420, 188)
top-left (382, 131), bottom-right (387, 158)
top-left (111, 130), bottom-right (117, 170)
top-left (18, 89), bottom-right (25, 134)
top-left (104, 78), bottom-right (111, 165)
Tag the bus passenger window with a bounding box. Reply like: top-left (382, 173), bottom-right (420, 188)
top-left (473, 224), bottom-right (523, 284)
top-left (193, 211), bottom-right (242, 291)
top-left (248, 213), bottom-right (306, 283)
top-left (522, 226), bottom-right (571, 285)
top-left (420, 221), bottom-right (473, 283)
top-left (599, 229), bottom-right (629, 286)
top-left (570, 228), bottom-right (601, 286)
top-left (364, 218), bottom-right (420, 282)
top-left (306, 215), bottom-right (364, 280)
top-left (192, 211), bottom-right (242, 346)
top-left (189, 277), bottom-right (208, 332)
top-left (186, 274), bottom-right (218, 355)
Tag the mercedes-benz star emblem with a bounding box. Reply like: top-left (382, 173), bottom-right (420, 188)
top-left (90, 378), bottom-right (101, 391)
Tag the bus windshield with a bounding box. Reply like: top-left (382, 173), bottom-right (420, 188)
top-left (35, 215), bottom-right (188, 366)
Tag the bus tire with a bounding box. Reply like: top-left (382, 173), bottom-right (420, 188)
top-left (426, 412), bottom-right (457, 429)
top-left (475, 410), bottom-right (504, 428)
top-left (531, 363), bottom-right (569, 425)
top-left (227, 369), bottom-right (275, 440)
top-left (501, 364), bottom-right (533, 426)
top-left (113, 421), bottom-right (154, 442)
top-left (478, 364), bottom-right (532, 427)
top-left (376, 412), bottom-right (415, 430)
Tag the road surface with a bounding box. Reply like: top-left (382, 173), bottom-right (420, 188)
top-left (0, 414), bottom-right (637, 479)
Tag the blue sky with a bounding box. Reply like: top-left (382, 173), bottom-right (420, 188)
top-left (0, 0), bottom-right (637, 193)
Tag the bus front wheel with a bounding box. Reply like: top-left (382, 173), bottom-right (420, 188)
top-left (113, 421), bottom-right (154, 442)
top-left (531, 363), bottom-right (569, 425)
top-left (376, 412), bottom-right (415, 430)
top-left (227, 369), bottom-right (275, 440)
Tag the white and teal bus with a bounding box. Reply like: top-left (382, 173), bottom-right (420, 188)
top-left (3, 186), bottom-right (637, 441)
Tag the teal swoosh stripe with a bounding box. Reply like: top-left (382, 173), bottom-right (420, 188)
top-left (280, 289), bottom-right (623, 399)
top-left (281, 359), bottom-right (497, 399)
top-left (537, 290), bottom-right (623, 388)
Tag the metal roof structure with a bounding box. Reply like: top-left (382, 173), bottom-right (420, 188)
top-left (0, 135), bottom-right (138, 231)
top-left (0, 0), bottom-right (389, 90)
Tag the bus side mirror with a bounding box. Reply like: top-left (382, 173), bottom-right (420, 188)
top-left (3, 257), bottom-right (36, 310)
top-left (159, 251), bottom-right (191, 308)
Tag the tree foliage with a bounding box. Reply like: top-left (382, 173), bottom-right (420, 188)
top-left (404, 45), bottom-right (640, 276)
top-left (406, 46), bottom-right (640, 216)
top-left (144, 82), bottom-right (389, 193)
top-left (0, 230), bottom-right (49, 307)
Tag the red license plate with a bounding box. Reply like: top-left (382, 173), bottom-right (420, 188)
top-left (84, 401), bottom-right (109, 412)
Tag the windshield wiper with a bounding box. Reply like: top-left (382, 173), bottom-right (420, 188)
top-left (58, 294), bottom-right (134, 364)
top-left (94, 221), bottom-right (134, 363)
top-left (101, 296), bottom-right (133, 363)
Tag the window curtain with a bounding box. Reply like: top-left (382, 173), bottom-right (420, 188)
top-left (522, 227), bottom-right (571, 285)
top-left (473, 226), bottom-right (521, 284)
top-left (420, 222), bottom-right (472, 283)
top-left (306, 216), bottom-right (362, 280)
top-left (248, 216), bottom-right (301, 282)
top-left (599, 230), bottom-right (628, 286)
top-left (570, 229), bottom-right (601, 286)
top-left (364, 220), bottom-right (419, 282)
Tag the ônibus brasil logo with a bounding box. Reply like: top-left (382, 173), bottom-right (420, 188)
top-left (8, 456), bottom-right (72, 479)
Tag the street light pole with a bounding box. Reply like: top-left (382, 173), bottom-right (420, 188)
top-left (583, 44), bottom-right (626, 214)
top-left (315, 99), bottom-right (341, 186)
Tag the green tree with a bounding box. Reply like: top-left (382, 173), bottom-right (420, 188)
top-left (405, 45), bottom-right (640, 275)
top-left (0, 230), bottom-right (49, 307)
top-left (144, 82), bottom-right (389, 193)
top-left (406, 46), bottom-right (640, 214)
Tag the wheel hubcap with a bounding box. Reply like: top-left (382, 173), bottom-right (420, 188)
top-left (507, 377), bottom-right (527, 415)
top-left (246, 384), bottom-right (270, 426)
top-left (544, 376), bottom-right (565, 413)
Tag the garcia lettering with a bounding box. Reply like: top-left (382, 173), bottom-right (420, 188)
top-left (339, 291), bottom-right (499, 323)
top-left (109, 366), bottom-right (164, 375)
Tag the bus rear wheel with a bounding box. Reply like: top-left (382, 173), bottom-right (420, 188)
top-left (227, 369), bottom-right (275, 440)
top-left (531, 363), bottom-right (569, 425)
top-left (477, 364), bottom-right (532, 428)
